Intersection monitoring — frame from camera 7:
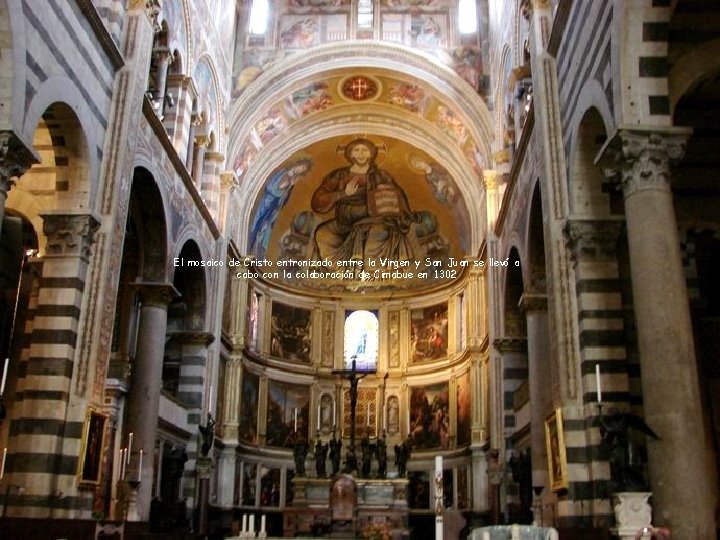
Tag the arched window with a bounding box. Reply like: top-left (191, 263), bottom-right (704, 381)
top-left (344, 310), bottom-right (378, 371)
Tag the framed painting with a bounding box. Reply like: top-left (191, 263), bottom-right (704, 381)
top-left (78, 409), bottom-right (107, 485)
top-left (265, 380), bottom-right (310, 447)
top-left (409, 383), bottom-right (449, 449)
top-left (239, 368), bottom-right (259, 444)
top-left (410, 303), bottom-right (448, 362)
top-left (270, 301), bottom-right (312, 363)
top-left (545, 408), bottom-right (568, 491)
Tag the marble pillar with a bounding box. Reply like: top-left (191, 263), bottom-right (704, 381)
top-left (125, 282), bottom-right (178, 521)
top-left (152, 47), bottom-right (172, 106)
top-left (600, 128), bottom-right (718, 539)
top-left (519, 294), bottom-right (551, 494)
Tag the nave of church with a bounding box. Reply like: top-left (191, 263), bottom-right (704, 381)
top-left (0, 0), bottom-right (719, 539)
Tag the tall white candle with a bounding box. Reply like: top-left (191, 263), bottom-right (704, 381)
top-left (294, 408), bottom-right (298, 432)
top-left (120, 449), bottom-right (126, 480)
top-left (249, 514), bottom-right (255, 533)
top-left (138, 449), bottom-right (144, 482)
top-left (242, 514), bottom-right (248, 533)
top-left (209, 383), bottom-right (214, 410)
top-left (0, 447), bottom-right (7, 480)
top-left (595, 363), bottom-right (602, 404)
top-left (366, 402), bottom-right (370, 426)
top-left (261, 514), bottom-right (266, 533)
top-left (127, 432), bottom-right (133, 464)
top-left (0, 357), bottom-right (8, 396)
top-left (317, 404), bottom-right (321, 430)
top-left (333, 400), bottom-right (336, 427)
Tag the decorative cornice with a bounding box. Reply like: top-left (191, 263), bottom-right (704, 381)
top-left (220, 171), bottom-right (238, 193)
top-left (563, 217), bottom-right (625, 263)
top-left (493, 337), bottom-right (527, 353)
top-left (518, 293), bottom-right (547, 312)
top-left (170, 331), bottom-right (215, 346)
top-left (41, 211), bottom-right (101, 261)
top-left (132, 281), bottom-right (180, 307)
top-left (596, 127), bottom-right (692, 199)
top-left (75, 0), bottom-right (125, 71)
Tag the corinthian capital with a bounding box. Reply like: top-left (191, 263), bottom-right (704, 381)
top-left (597, 127), bottom-right (691, 198)
top-left (563, 217), bottom-right (625, 263)
top-left (41, 211), bottom-right (101, 261)
top-left (0, 131), bottom-right (39, 192)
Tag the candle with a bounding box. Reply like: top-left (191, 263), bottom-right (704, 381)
top-left (294, 408), bottom-right (298, 432)
top-left (595, 363), bottom-right (602, 404)
top-left (242, 514), bottom-right (248, 533)
top-left (383, 405), bottom-right (387, 432)
top-left (138, 449), bottom-right (144, 482)
top-left (120, 448), bottom-right (126, 480)
top-left (249, 514), bottom-right (255, 533)
top-left (261, 514), bottom-right (266, 533)
top-left (0, 447), bottom-right (6, 480)
top-left (333, 400), bottom-right (336, 427)
top-left (366, 402), bottom-right (370, 427)
top-left (127, 432), bottom-right (133, 464)
top-left (0, 357), bottom-right (8, 396)
top-left (317, 404), bottom-right (321, 430)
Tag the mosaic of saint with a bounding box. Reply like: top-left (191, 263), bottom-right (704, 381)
top-left (248, 135), bottom-right (470, 294)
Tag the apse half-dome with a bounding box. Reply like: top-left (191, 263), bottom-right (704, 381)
top-left (246, 134), bottom-right (471, 294)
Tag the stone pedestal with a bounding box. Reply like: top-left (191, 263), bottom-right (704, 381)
top-left (610, 492), bottom-right (652, 540)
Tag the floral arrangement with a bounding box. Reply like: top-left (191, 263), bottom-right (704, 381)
top-left (362, 521), bottom-right (392, 540)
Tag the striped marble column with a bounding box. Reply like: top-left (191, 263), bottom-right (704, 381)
top-left (9, 211), bottom-right (99, 518)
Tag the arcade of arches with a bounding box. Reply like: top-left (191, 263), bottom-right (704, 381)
top-left (0, 1), bottom-right (719, 539)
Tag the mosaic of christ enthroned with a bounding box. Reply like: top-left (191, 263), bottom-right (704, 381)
top-left (248, 135), bottom-right (470, 294)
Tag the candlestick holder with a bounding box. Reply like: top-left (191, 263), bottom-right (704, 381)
top-left (125, 479), bottom-right (141, 521)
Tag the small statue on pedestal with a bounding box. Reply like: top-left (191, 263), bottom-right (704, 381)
top-left (315, 438), bottom-right (329, 478)
top-left (360, 435), bottom-right (372, 478)
top-left (375, 432), bottom-right (388, 479)
top-left (594, 406), bottom-right (660, 492)
top-left (329, 431), bottom-right (343, 476)
top-left (394, 436), bottom-right (413, 478)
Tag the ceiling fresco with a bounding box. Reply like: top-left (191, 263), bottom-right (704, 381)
top-left (231, 70), bottom-right (487, 181)
top-left (246, 134), bottom-right (472, 294)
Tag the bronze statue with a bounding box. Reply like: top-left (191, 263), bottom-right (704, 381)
top-left (394, 436), bottom-right (413, 478)
top-left (360, 435), bottom-right (372, 478)
top-left (293, 433), bottom-right (310, 476)
top-left (329, 432), bottom-right (343, 476)
top-left (198, 413), bottom-right (216, 457)
top-left (375, 432), bottom-right (388, 479)
top-left (594, 406), bottom-right (660, 492)
top-left (315, 439), bottom-right (329, 478)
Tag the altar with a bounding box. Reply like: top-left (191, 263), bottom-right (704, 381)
top-left (283, 475), bottom-right (410, 538)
